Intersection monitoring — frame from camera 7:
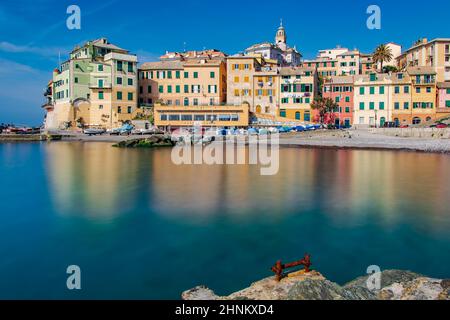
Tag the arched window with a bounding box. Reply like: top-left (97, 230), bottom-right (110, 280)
top-left (304, 111), bottom-right (311, 122)
top-left (426, 117), bottom-right (432, 122)
top-left (183, 97), bottom-right (189, 106)
top-left (413, 117), bottom-right (421, 125)
top-left (295, 111), bottom-right (301, 120)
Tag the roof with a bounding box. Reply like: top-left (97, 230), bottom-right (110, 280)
top-left (437, 82), bottom-right (450, 89)
top-left (405, 38), bottom-right (450, 53)
top-left (91, 38), bottom-right (128, 52)
top-left (354, 73), bottom-right (391, 83)
top-left (406, 66), bottom-right (436, 75)
top-left (280, 67), bottom-right (315, 75)
top-left (160, 49), bottom-right (227, 60)
top-left (139, 61), bottom-right (183, 70)
top-left (337, 50), bottom-right (360, 57)
top-left (326, 76), bottom-right (354, 84)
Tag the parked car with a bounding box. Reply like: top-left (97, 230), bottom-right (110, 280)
top-left (400, 124), bottom-right (409, 128)
top-left (293, 125), bottom-right (306, 132)
top-left (305, 124), bottom-right (316, 131)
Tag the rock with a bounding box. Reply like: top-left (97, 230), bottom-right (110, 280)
top-left (183, 270), bottom-right (449, 301)
top-left (113, 135), bottom-right (174, 148)
top-left (182, 286), bottom-right (219, 300)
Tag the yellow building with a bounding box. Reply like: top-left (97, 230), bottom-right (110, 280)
top-left (153, 103), bottom-right (249, 129)
top-left (391, 72), bottom-right (413, 126)
top-left (409, 67), bottom-right (437, 124)
top-left (226, 55), bottom-right (278, 114)
top-left (278, 67), bottom-right (317, 121)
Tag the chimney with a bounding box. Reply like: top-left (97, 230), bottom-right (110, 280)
top-left (422, 38), bottom-right (428, 44)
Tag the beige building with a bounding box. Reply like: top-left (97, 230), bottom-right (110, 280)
top-left (336, 50), bottom-right (360, 76)
top-left (391, 72), bottom-right (413, 126)
top-left (353, 73), bottom-right (393, 127)
top-left (397, 38), bottom-right (450, 82)
top-left (139, 58), bottom-right (227, 107)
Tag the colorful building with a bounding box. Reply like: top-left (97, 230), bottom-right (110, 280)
top-left (437, 82), bottom-right (450, 118)
top-left (278, 67), bottom-right (317, 121)
top-left (360, 54), bottom-right (376, 74)
top-left (322, 76), bottom-right (354, 127)
top-left (226, 55), bottom-right (279, 114)
top-left (336, 51), bottom-right (360, 76)
top-left (353, 73), bottom-right (392, 127)
top-left (409, 67), bottom-right (437, 124)
top-left (397, 38), bottom-right (450, 82)
top-left (43, 38), bottom-right (138, 130)
top-left (139, 57), bottom-right (227, 108)
top-left (391, 72), bottom-right (413, 126)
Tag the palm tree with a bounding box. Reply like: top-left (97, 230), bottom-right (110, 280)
top-left (311, 97), bottom-right (339, 125)
top-left (373, 44), bottom-right (393, 73)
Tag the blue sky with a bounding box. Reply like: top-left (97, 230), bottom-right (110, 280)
top-left (0, 0), bottom-right (449, 125)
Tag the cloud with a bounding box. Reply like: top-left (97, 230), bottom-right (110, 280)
top-left (135, 50), bottom-right (161, 64)
top-left (0, 41), bottom-right (69, 58)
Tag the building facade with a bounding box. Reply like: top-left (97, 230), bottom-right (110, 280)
top-left (437, 82), bottom-right (450, 118)
top-left (391, 72), bottom-right (413, 126)
top-left (278, 67), bottom-right (317, 121)
top-left (322, 76), bottom-right (354, 127)
top-left (139, 58), bottom-right (227, 108)
top-left (353, 73), bottom-right (393, 127)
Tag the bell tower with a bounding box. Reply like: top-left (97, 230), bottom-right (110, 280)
top-left (275, 19), bottom-right (287, 50)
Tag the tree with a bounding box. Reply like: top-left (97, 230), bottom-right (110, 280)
top-left (311, 97), bottom-right (339, 125)
top-left (383, 65), bottom-right (398, 73)
top-left (373, 44), bottom-right (393, 72)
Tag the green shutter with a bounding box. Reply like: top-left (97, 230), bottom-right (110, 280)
top-left (360, 87), bottom-right (365, 95)
top-left (379, 102), bottom-right (385, 110)
top-left (380, 86), bottom-right (385, 94)
top-left (359, 102), bottom-right (365, 110)
top-left (369, 102), bottom-right (375, 110)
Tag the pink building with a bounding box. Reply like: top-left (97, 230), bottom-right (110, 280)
top-left (437, 82), bottom-right (450, 118)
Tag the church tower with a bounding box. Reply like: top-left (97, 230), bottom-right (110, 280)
top-left (275, 19), bottom-right (287, 50)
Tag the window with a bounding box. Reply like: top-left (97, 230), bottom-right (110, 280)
top-left (139, 86), bottom-right (143, 94)
top-left (404, 102), bottom-right (409, 110)
top-left (98, 65), bottom-right (103, 72)
top-left (74, 77), bottom-right (78, 83)
top-left (369, 102), bottom-right (375, 110)
top-left (160, 114), bottom-right (167, 121)
top-left (184, 98), bottom-right (189, 106)
top-left (304, 112), bottom-right (311, 122)
top-left (128, 78), bottom-right (133, 86)
top-left (379, 86), bottom-right (385, 94)
top-left (281, 98), bottom-right (289, 104)
top-left (98, 79), bottom-right (104, 88)
top-left (447, 89), bottom-right (450, 94)
top-left (167, 71), bottom-right (172, 79)
top-left (168, 85), bottom-right (172, 93)
top-left (148, 86), bottom-right (152, 93)
top-left (184, 72), bottom-right (189, 78)
top-left (176, 71), bottom-right (180, 79)
top-left (446, 100), bottom-right (450, 107)
top-left (128, 92), bottom-right (133, 101)
top-left (193, 98), bottom-right (198, 106)
top-left (280, 110), bottom-right (286, 117)
top-left (404, 86), bottom-right (409, 94)
top-left (394, 102), bottom-right (400, 110)
top-left (370, 87), bottom-right (375, 95)
top-left (194, 115), bottom-right (205, 121)
top-left (127, 106), bottom-right (132, 114)
top-left (379, 102), bottom-right (385, 110)
top-left (117, 77), bottom-right (122, 85)
top-left (345, 96), bottom-right (350, 102)
top-left (159, 85), bottom-right (163, 93)
top-left (193, 72), bottom-right (198, 79)
top-left (370, 73), bottom-right (376, 81)
top-left (117, 106), bottom-right (122, 113)
top-left (176, 85), bottom-right (180, 93)
top-left (345, 107), bottom-right (350, 113)
top-left (295, 112), bottom-right (301, 120)
top-left (416, 87), bottom-right (421, 93)
top-left (169, 114), bottom-right (180, 121)
top-left (117, 61), bottom-right (123, 72)
top-left (128, 63), bottom-right (133, 72)
top-left (184, 85), bottom-right (189, 93)
top-left (99, 105), bottom-right (103, 110)
top-left (117, 92), bottom-right (122, 100)
top-left (426, 87), bottom-right (432, 93)
top-left (99, 91), bottom-right (104, 100)
top-left (359, 87), bottom-right (365, 95)
top-left (181, 114), bottom-right (192, 121)
top-left (335, 97), bottom-right (340, 103)
top-left (359, 102), bottom-right (365, 110)
top-left (210, 72), bottom-right (215, 78)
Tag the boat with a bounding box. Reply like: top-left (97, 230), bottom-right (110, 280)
top-left (83, 128), bottom-right (105, 136)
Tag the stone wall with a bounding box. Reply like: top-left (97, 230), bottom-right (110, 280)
top-left (369, 128), bottom-right (450, 139)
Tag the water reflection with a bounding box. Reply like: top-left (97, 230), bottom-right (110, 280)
top-left (44, 142), bottom-right (450, 232)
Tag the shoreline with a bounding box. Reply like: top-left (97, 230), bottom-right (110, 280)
top-left (1, 129), bottom-right (450, 154)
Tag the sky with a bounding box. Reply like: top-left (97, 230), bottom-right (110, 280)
top-left (0, 0), bottom-right (449, 125)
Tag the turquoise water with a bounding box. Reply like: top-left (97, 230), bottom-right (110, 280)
top-left (0, 141), bottom-right (449, 299)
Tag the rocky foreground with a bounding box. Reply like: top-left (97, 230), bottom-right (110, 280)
top-left (182, 270), bottom-right (449, 300)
